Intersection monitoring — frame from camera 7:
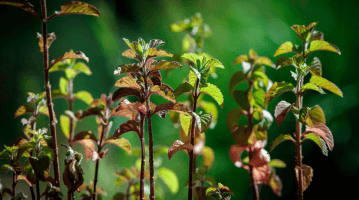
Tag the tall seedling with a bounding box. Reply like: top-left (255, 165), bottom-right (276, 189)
top-left (112, 38), bottom-right (190, 200)
top-left (0, 0), bottom-right (100, 188)
top-left (266, 22), bottom-right (342, 199)
top-left (228, 50), bottom-right (285, 199)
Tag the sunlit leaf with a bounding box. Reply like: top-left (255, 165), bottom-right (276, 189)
top-left (255, 56), bottom-right (274, 68)
top-left (229, 71), bottom-right (246, 96)
top-left (75, 139), bottom-right (95, 161)
top-left (73, 61), bottom-right (91, 75)
top-left (150, 60), bottom-right (181, 72)
top-left (199, 83), bottom-right (223, 108)
top-left (54, 1), bottom-right (100, 17)
top-left (37, 32), bottom-right (56, 52)
top-left (114, 74), bottom-right (142, 90)
top-left (310, 76), bottom-right (342, 97)
top-left (105, 138), bottom-right (132, 155)
top-left (158, 167), bottom-right (178, 194)
top-left (301, 83), bottom-right (325, 94)
top-left (201, 146), bottom-right (214, 169)
top-left (113, 120), bottom-right (139, 139)
top-left (200, 101), bottom-right (218, 128)
top-left (197, 113), bottom-right (213, 133)
top-left (153, 102), bottom-right (191, 116)
top-left (1, 164), bottom-right (14, 174)
top-left (291, 22), bottom-right (318, 42)
top-left (306, 105), bottom-right (326, 127)
top-left (274, 101), bottom-right (292, 127)
top-left (60, 115), bottom-right (70, 139)
top-left (309, 40), bottom-right (341, 55)
top-left (50, 51), bottom-right (89, 69)
top-left (303, 122), bottom-right (334, 151)
top-left (308, 57), bottom-right (322, 77)
top-left (269, 134), bottom-right (295, 152)
top-left (265, 82), bottom-right (295, 106)
top-left (150, 85), bottom-right (176, 102)
top-left (274, 41), bottom-right (300, 57)
top-left (229, 145), bottom-right (247, 168)
top-left (205, 58), bottom-right (224, 69)
top-left (269, 159), bottom-right (286, 168)
top-left (233, 55), bottom-right (249, 65)
top-left (14, 105), bottom-right (34, 117)
top-left (181, 53), bottom-right (200, 64)
top-left (168, 140), bottom-right (193, 160)
top-left (303, 133), bottom-right (328, 156)
top-left (145, 48), bottom-right (173, 58)
top-left (295, 164), bottom-right (313, 192)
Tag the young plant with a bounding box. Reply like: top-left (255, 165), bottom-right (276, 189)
top-left (112, 38), bottom-right (189, 200)
top-left (228, 49), bottom-right (285, 199)
top-left (266, 22), bottom-right (342, 199)
top-left (0, 0), bottom-right (100, 188)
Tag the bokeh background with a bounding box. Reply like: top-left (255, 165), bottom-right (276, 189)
top-left (0, 0), bottom-right (358, 199)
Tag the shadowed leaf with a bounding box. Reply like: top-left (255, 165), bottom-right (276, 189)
top-left (303, 133), bottom-right (328, 156)
top-left (201, 146), bottom-right (214, 169)
top-left (14, 105), bottom-right (34, 117)
top-left (153, 102), bottom-right (191, 116)
top-left (73, 131), bottom-right (97, 143)
top-left (168, 140), bottom-right (193, 160)
top-left (29, 156), bottom-right (50, 182)
top-left (233, 90), bottom-right (250, 110)
top-left (227, 108), bottom-right (244, 132)
top-left (274, 42), bottom-right (300, 57)
top-left (37, 32), bottom-right (56, 52)
top-left (50, 51), bottom-right (89, 69)
top-left (229, 71), bottom-right (246, 95)
top-left (310, 76), bottom-right (342, 97)
top-left (306, 105), bottom-right (325, 127)
top-left (270, 134), bottom-right (295, 152)
top-left (105, 138), bottom-right (132, 155)
top-left (54, 1), bottom-right (100, 17)
top-left (274, 101), bottom-right (292, 127)
top-left (304, 122), bottom-right (334, 151)
top-left (265, 82), bottom-right (295, 106)
top-left (0, 0), bottom-right (35, 13)
top-left (295, 164), bottom-right (313, 192)
top-left (267, 173), bottom-right (283, 197)
top-left (309, 40), bottom-right (341, 55)
top-left (112, 88), bottom-right (141, 102)
top-left (150, 60), bottom-right (181, 71)
top-left (114, 63), bottom-right (140, 75)
top-left (158, 167), bottom-right (178, 194)
top-left (200, 83), bottom-right (223, 108)
top-left (81, 106), bottom-right (103, 119)
top-left (275, 56), bottom-right (293, 69)
top-left (113, 120), bottom-right (139, 139)
top-left (74, 139), bottom-right (94, 161)
top-left (174, 82), bottom-right (193, 99)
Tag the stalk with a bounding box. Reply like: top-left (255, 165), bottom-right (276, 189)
top-left (67, 78), bottom-right (74, 146)
top-left (93, 123), bottom-right (106, 200)
top-left (41, 0), bottom-right (60, 186)
top-left (139, 113), bottom-right (146, 200)
top-left (126, 180), bottom-right (133, 200)
top-left (188, 77), bottom-right (200, 200)
top-left (36, 180), bottom-right (40, 200)
top-left (295, 75), bottom-right (304, 200)
top-left (12, 171), bottom-right (16, 197)
top-left (29, 186), bottom-right (36, 200)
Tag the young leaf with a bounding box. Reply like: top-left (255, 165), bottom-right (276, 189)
top-left (227, 108), bottom-right (244, 132)
top-left (233, 55), bottom-right (249, 65)
top-left (73, 62), bottom-right (92, 75)
top-left (145, 48), bottom-right (173, 58)
top-left (270, 134), bottom-right (295, 152)
top-left (174, 82), bottom-right (194, 99)
top-left (197, 113), bottom-right (213, 133)
top-left (303, 133), bottom-right (328, 156)
top-left (50, 51), bottom-right (89, 69)
top-left (200, 101), bottom-right (218, 128)
top-left (308, 57), bottom-right (322, 77)
top-left (168, 140), bottom-right (193, 160)
top-left (295, 164), bottom-right (313, 192)
top-left (229, 71), bottom-right (246, 95)
top-left (205, 59), bottom-right (224, 69)
top-left (265, 82), bottom-right (295, 106)
top-left (308, 40), bottom-right (341, 55)
top-left (199, 83), bottom-right (224, 108)
top-left (274, 42), bottom-right (300, 57)
top-left (54, 1), bottom-right (100, 17)
top-left (74, 91), bottom-right (93, 105)
top-left (37, 32), bottom-right (56, 52)
top-left (309, 76), bottom-right (343, 97)
top-left (301, 83), bottom-right (326, 94)
top-left (113, 120), bottom-right (140, 139)
top-left (158, 167), bottom-right (179, 194)
top-left (112, 88), bottom-right (142, 102)
top-left (269, 159), bottom-right (286, 168)
top-left (306, 105), bottom-right (326, 127)
top-left (303, 122), bottom-right (334, 151)
top-left (104, 138), bottom-right (132, 155)
top-left (14, 105), bottom-right (34, 117)
top-left (291, 22), bottom-right (317, 42)
top-left (150, 85), bottom-right (176, 102)
top-left (181, 53), bottom-right (200, 64)
top-left (274, 101), bottom-right (293, 127)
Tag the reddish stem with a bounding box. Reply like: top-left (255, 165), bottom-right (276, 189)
top-left (139, 113), bottom-right (146, 200)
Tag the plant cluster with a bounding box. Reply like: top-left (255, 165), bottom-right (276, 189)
top-left (0, 2), bottom-right (341, 200)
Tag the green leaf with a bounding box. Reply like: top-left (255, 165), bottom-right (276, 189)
top-left (308, 40), bottom-right (341, 55)
top-left (1, 164), bottom-right (14, 174)
top-left (303, 133), bottom-right (328, 156)
top-left (105, 138), bottom-right (132, 155)
top-left (114, 63), bottom-right (140, 75)
top-left (274, 41), bottom-right (300, 57)
top-left (54, 1), bottom-right (100, 17)
top-left (299, 107), bottom-right (310, 124)
top-left (201, 146), bottom-right (215, 169)
top-left (233, 90), bottom-right (250, 110)
top-left (206, 187), bottom-right (218, 196)
top-left (145, 48), bottom-right (173, 58)
top-left (197, 113), bottom-right (213, 133)
top-left (269, 159), bottom-right (286, 168)
top-left (265, 82), bottom-right (295, 106)
top-left (205, 58), bottom-right (224, 69)
top-left (200, 101), bottom-right (218, 128)
top-left (255, 56), bottom-right (275, 68)
top-left (72, 61), bottom-right (91, 75)
top-left (270, 134), bottom-right (294, 152)
top-left (150, 60), bottom-right (181, 71)
top-left (227, 108), bottom-right (244, 132)
top-left (308, 57), bottom-right (322, 77)
top-left (181, 53), bottom-right (200, 64)
top-left (74, 91), bottom-right (93, 105)
top-left (233, 55), bottom-right (249, 65)
top-left (150, 85), bottom-right (176, 103)
top-left (158, 167), bottom-right (179, 194)
top-left (295, 164), bottom-right (313, 192)
top-left (306, 105), bottom-right (326, 127)
top-left (291, 22), bottom-right (318, 42)
top-left (174, 82), bottom-right (193, 99)
top-left (229, 71), bottom-right (246, 95)
top-left (14, 105), bottom-right (34, 117)
top-left (301, 83), bottom-right (326, 94)
top-left (274, 101), bottom-right (292, 127)
top-left (168, 140), bottom-right (193, 160)
top-left (303, 123), bottom-right (334, 151)
top-left (50, 51), bottom-right (89, 69)
top-left (199, 83), bottom-right (224, 108)
top-left (253, 89), bottom-right (265, 108)
top-left (310, 76), bottom-right (342, 97)
top-left (60, 115), bottom-right (70, 139)
top-left (51, 89), bottom-right (66, 99)
top-left (41, 146), bottom-right (55, 162)
top-left (59, 77), bottom-right (68, 95)
top-left (199, 67), bottom-right (211, 85)
top-left (182, 34), bottom-right (196, 52)
top-left (253, 71), bottom-right (269, 88)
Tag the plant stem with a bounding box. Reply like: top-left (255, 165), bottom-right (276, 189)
top-left (36, 180), bottom-right (40, 200)
top-left (12, 172), bottom-right (16, 197)
top-left (68, 78), bottom-right (74, 146)
top-left (139, 113), bottom-right (146, 200)
top-left (126, 180), bottom-right (133, 200)
top-left (41, 0), bottom-right (60, 187)
top-left (30, 186), bottom-right (36, 200)
top-left (68, 193), bottom-right (73, 200)
top-left (188, 78), bottom-right (200, 200)
top-left (93, 120), bottom-right (107, 200)
top-left (248, 149), bottom-right (259, 200)
top-left (295, 75), bottom-right (304, 200)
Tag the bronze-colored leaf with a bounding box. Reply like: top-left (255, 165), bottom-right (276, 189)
top-left (295, 164), bottom-right (313, 192)
top-left (113, 120), bottom-right (140, 139)
top-left (14, 105), bottom-right (34, 117)
top-left (74, 139), bottom-right (95, 161)
top-left (54, 1), bottom-right (100, 17)
top-left (150, 60), bottom-right (181, 71)
top-left (0, 0), bottom-right (35, 14)
top-left (145, 48), bottom-right (173, 58)
top-left (274, 101), bottom-right (293, 127)
top-left (303, 122), bottom-right (334, 151)
top-left (150, 85), bottom-right (176, 103)
top-left (72, 131), bottom-right (97, 143)
top-left (50, 51), bottom-right (89, 69)
top-left (112, 88), bottom-right (142, 102)
top-left (37, 32), bottom-right (56, 52)
top-left (168, 140), bottom-right (193, 160)
top-left (105, 138), bottom-right (132, 155)
top-left (114, 74), bottom-right (142, 90)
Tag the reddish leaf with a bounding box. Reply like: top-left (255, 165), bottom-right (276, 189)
top-left (54, 1), bottom-right (100, 17)
top-left (229, 145), bottom-right (248, 168)
top-left (303, 122), bottom-right (334, 151)
top-left (112, 88), bottom-right (142, 102)
top-left (122, 49), bottom-right (137, 59)
top-left (37, 32), bottom-right (56, 52)
top-left (14, 105), bottom-right (34, 117)
top-left (113, 120), bottom-right (140, 139)
top-left (115, 99), bottom-right (147, 115)
top-left (50, 51), bottom-right (89, 69)
top-left (153, 102), bottom-right (192, 116)
top-left (266, 173), bottom-right (283, 196)
top-left (110, 106), bottom-right (140, 121)
top-left (150, 85), bottom-right (176, 103)
top-left (17, 174), bottom-right (33, 187)
top-left (81, 106), bottom-right (104, 119)
top-left (0, 0), bottom-right (35, 14)
top-left (74, 139), bottom-right (95, 161)
top-left (274, 101), bottom-right (293, 127)
top-left (114, 63), bottom-right (141, 75)
top-left (72, 131), bottom-right (97, 143)
top-left (168, 140), bottom-right (193, 160)
top-left (114, 74), bottom-right (142, 90)
top-left (295, 164), bottom-right (313, 192)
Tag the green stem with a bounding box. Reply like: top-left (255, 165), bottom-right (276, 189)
top-left (41, 0), bottom-right (60, 187)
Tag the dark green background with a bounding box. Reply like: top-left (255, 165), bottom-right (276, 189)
top-left (0, 0), bottom-right (358, 199)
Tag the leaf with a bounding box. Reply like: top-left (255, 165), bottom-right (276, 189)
top-left (181, 53), bottom-right (200, 64)
top-left (114, 63), bottom-right (141, 75)
top-left (291, 22), bottom-right (318, 42)
top-left (310, 76), bottom-right (343, 97)
top-left (73, 131), bottom-right (97, 142)
top-left (309, 40), bottom-right (341, 55)
top-left (269, 134), bottom-right (295, 152)
top-left (153, 102), bottom-right (192, 116)
top-left (1, 164), bottom-right (14, 174)
top-left (197, 113), bottom-right (213, 133)
top-left (255, 56), bottom-right (275, 68)
top-left (60, 115), bottom-right (70, 139)
top-left (74, 91), bottom-right (93, 105)
top-left (205, 58), bottom-right (224, 69)
top-left (54, 1), bottom-right (100, 17)
top-left (227, 108), bottom-right (244, 132)
top-left (299, 107), bottom-right (310, 124)
top-left (81, 106), bottom-right (104, 119)
top-left (158, 167), bottom-right (179, 194)
top-left (267, 173), bottom-right (283, 197)
top-left (37, 32), bottom-right (56, 52)
top-left (303, 122), bottom-right (334, 151)
top-left (265, 82), bottom-right (295, 106)
top-left (274, 101), bottom-right (292, 127)
top-left (41, 146), bottom-right (55, 162)
top-left (269, 159), bottom-right (286, 168)
top-left (168, 140), bottom-right (193, 160)
top-left (150, 85), bottom-right (176, 102)
top-left (301, 83), bottom-right (326, 94)
top-left (233, 90), bottom-right (250, 110)
top-left (112, 88), bottom-right (141, 102)
top-left (17, 174), bottom-right (33, 187)
top-left (233, 55), bottom-right (249, 65)
top-left (105, 138), bottom-right (132, 155)
top-left (200, 101), bottom-right (218, 128)
top-left (201, 146), bottom-right (215, 169)
top-left (114, 74), bottom-right (142, 90)
top-left (174, 82), bottom-right (193, 99)
top-left (29, 156), bottom-right (50, 181)
top-left (275, 56), bottom-right (293, 69)
top-left (308, 57), bottom-right (322, 77)
top-left (229, 145), bottom-right (247, 168)
top-left (0, 0), bottom-right (35, 13)
top-left (295, 164), bottom-right (313, 192)
top-left (228, 71), bottom-right (246, 95)
top-left (51, 89), bottom-right (66, 99)
top-left (59, 77), bottom-right (68, 95)
top-left (150, 60), bottom-right (181, 72)
top-left (274, 41), bottom-right (300, 57)
top-left (75, 139), bottom-right (94, 161)
top-left (50, 51), bottom-right (89, 69)
top-left (145, 48), bottom-right (173, 58)
top-left (306, 105), bottom-right (326, 127)
top-left (73, 62), bottom-right (92, 75)
top-left (199, 83), bottom-right (223, 108)
top-left (303, 133), bottom-right (328, 156)
top-left (113, 120), bottom-right (140, 139)
top-left (14, 105), bottom-right (34, 117)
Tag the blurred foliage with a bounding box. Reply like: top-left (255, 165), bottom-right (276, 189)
top-left (0, 0), bottom-right (357, 199)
